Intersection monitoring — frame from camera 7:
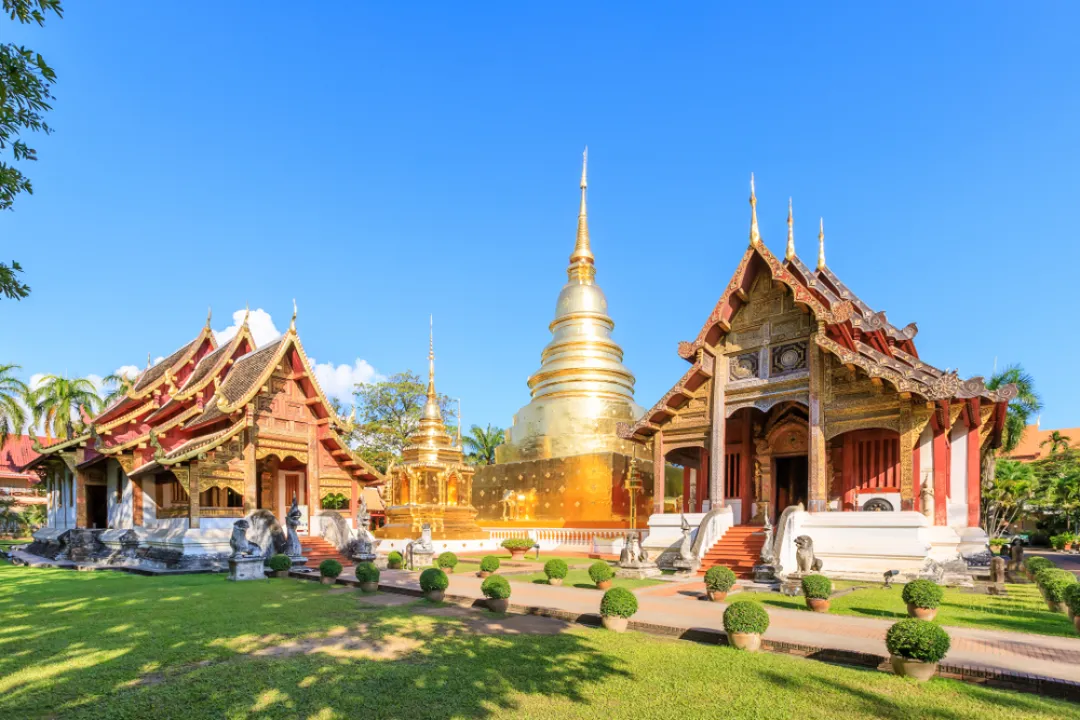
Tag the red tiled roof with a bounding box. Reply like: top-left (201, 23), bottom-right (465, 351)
top-left (0, 435), bottom-right (50, 481)
top-left (1008, 425), bottom-right (1080, 462)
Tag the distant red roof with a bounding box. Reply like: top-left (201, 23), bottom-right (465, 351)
top-left (1009, 425), bottom-right (1080, 462)
top-left (0, 435), bottom-right (50, 483)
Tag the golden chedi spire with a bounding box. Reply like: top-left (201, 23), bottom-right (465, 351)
top-left (568, 146), bottom-right (595, 281)
top-left (785, 197), bottom-right (795, 261)
top-left (817, 217), bottom-right (827, 270)
top-left (749, 173), bottom-right (761, 247)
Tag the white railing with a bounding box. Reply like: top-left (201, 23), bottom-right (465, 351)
top-left (485, 527), bottom-right (632, 550)
top-left (693, 506), bottom-right (735, 561)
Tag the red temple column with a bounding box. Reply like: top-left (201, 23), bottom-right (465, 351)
top-left (842, 434), bottom-right (856, 511)
top-left (698, 447), bottom-right (709, 513)
top-left (740, 415), bottom-right (752, 523)
top-left (966, 399), bottom-right (981, 528)
top-left (932, 405), bottom-right (949, 527)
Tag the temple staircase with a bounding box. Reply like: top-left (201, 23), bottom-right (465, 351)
top-left (697, 525), bottom-right (767, 579)
top-left (300, 537), bottom-right (352, 568)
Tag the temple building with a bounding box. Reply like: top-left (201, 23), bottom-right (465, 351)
top-left (473, 150), bottom-right (653, 542)
top-left (375, 323), bottom-right (486, 550)
top-left (26, 308), bottom-right (382, 563)
top-left (624, 178), bottom-right (1017, 578)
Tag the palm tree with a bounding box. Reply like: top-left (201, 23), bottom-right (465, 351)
top-left (462, 424), bottom-right (505, 466)
top-left (1040, 431), bottom-right (1072, 455)
top-left (0, 364), bottom-right (29, 448)
top-left (101, 371), bottom-right (136, 406)
top-left (982, 459), bottom-right (1035, 538)
top-left (27, 375), bottom-right (103, 440)
top-left (987, 364), bottom-right (1041, 455)
top-left (0, 497), bottom-right (25, 536)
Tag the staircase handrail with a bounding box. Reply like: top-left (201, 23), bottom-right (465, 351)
top-left (690, 505), bottom-right (735, 561)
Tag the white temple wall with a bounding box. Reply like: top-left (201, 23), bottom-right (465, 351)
top-left (106, 462), bottom-right (134, 530)
top-left (948, 423), bottom-right (968, 529)
top-left (918, 424), bottom-right (933, 504)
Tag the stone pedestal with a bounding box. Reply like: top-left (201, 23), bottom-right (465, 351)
top-left (753, 564), bottom-right (777, 583)
top-left (410, 550), bottom-right (434, 570)
top-left (288, 555), bottom-right (309, 568)
top-left (780, 574), bottom-right (804, 596)
top-left (227, 556), bottom-right (266, 581)
top-left (615, 566), bottom-right (662, 579)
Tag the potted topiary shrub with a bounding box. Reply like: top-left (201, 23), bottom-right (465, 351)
top-left (1050, 534), bottom-right (1068, 552)
top-left (722, 600), bottom-right (769, 652)
top-left (319, 559), bottom-right (343, 586)
top-left (501, 538), bottom-right (534, 560)
top-left (268, 553), bottom-right (292, 579)
top-left (886, 618), bottom-right (950, 681)
top-left (481, 574), bottom-right (512, 613)
top-left (902, 579), bottom-right (944, 620)
top-left (544, 559), bottom-right (569, 586)
top-left (1035, 568), bottom-right (1077, 613)
top-left (1024, 555), bottom-right (1053, 580)
top-left (437, 551), bottom-right (458, 574)
top-left (589, 561), bottom-right (615, 590)
top-left (801, 574), bottom-right (832, 613)
top-left (387, 551), bottom-right (404, 570)
top-left (478, 555), bottom-right (500, 578)
top-left (703, 566), bottom-right (737, 602)
top-left (419, 567), bottom-right (449, 602)
top-left (1064, 583), bottom-right (1080, 625)
top-left (355, 561), bottom-right (380, 593)
top-left (599, 587), bottom-right (638, 632)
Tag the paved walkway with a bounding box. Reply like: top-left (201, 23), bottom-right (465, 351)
top-left (339, 567), bottom-right (1080, 684)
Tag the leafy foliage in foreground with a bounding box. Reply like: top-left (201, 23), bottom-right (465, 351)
top-left (885, 618), bottom-right (951, 663)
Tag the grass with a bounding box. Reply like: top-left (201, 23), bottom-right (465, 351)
top-left (457, 554), bottom-right (602, 568)
top-left (737, 582), bottom-right (1077, 638)
top-left (1, 564), bottom-right (1076, 719)
top-left (505, 568), bottom-right (665, 590)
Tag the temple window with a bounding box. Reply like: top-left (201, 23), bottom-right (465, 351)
top-left (321, 492), bottom-right (348, 510)
top-left (199, 486), bottom-right (243, 508)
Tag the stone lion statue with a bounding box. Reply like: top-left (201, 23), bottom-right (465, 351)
top-left (794, 535), bottom-right (823, 573)
top-left (229, 519), bottom-right (259, 558)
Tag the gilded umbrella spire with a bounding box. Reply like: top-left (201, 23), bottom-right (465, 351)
top-left (568, 147), bottom-right (595, 280)
top-left (785, 197), bottom-right (795, 261)
top-left (749, 173), bottom-right (761, 247)
top-left (817, 217), bottom-right (826, 270)
top-left (423, 314), bottom-right (441, 421)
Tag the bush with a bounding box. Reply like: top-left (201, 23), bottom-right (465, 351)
top-left (319, 559), bottom-right (343, 578)
top-left (1065, 583), bottom-right (1080, 615)
top-left (480, 555), bottom-right (501, 573)
top-left (387, 551), bottom-right (403, 566)
top-left (1037, 569), bottom-right (1077, 603)
top-left (437, 552), bottom-right (458, 570)
top-left (268, 554), bottom-right (291, 572)
top-left (704, 566), bottom-right (737, 593)
top-left (801, 574), bottom-right (832, 600)
top-left (1029, 531), bottom-right (1050, 547)
top-left (419, 567), bottom-right (449, 593)
top-left (988, 537), bottom-right (1008, 547)
top-left (600, 587), bottom-right (638, 618)
top-left (723, 600), bottom-right (770, 635)
top-left (481, 574), bottom-right (512, 600)
top-left (544, 558), bottom-right (569, 580)
top-left (588, 561), bottom-right (615, 584)
top-left (1025, 556), bottom-right (1054, 574)
top-left (902, 579), bottom-right (944, 609)
top-left (885, 618), bottom-right (951, 663)
top-left (1050, 534), bottom-right (1069, 551)
top-left (501, 538), bottom-right (534, 551)
top-left (355, 561), bottom-right (380, 584)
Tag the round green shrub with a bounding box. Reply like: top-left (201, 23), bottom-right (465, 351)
top-left (437, 552), bottom-right (458, 570)
top-left (1025, 556), bottom-right (1053, 574)
top-left (355, 561), bottom-right (380, 584)
top-left (268, 554), bottom-right (291, 572)
top-left (544, 558), bottom-right (569, 580)
top-left (387, 551), bottom-right (403, 566)
top-left (600, 587), bottom-right (638, 618)
top-left (801, 574), bottom-right (832, 600)
top-left (480, 555), bottom-right (501, 573)
top-left (481, 574), bottom-right (512, 600)
top-left (501, 538), bottom-right (534, 551)
top-left (704, 565), bottom-right (737, 593)
top-left (1050, 534), bottom-right (1069, 551)
top-left (588, 561), bottom-right (615, 584)
top-left (885, 618), bottom-right (951, 663)
top-left (419, 567), bottom-right (449, 593)
top-left (319, 559), bottom-right (343, 578)
top-left (1037, 568), bottom-right (1077, 603)
top-left (723, 600), bottom-right (770, 635)
top-left (901, 579), bottom-right (944, 609)
top-left (1064, 583), bottom-right (1080, 615)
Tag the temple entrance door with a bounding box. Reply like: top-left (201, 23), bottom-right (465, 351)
top-left (85, 485), bottom-right (108, 529)
top-left (773, 456), bottom-right (808, 512)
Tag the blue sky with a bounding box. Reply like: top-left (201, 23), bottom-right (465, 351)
top-left (3, 3), bottom-right (1078, 430)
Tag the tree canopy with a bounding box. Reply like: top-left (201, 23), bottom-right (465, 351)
top-left (351, 371), bottom-right (456, 473)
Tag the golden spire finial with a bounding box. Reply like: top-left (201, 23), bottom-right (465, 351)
top-left (817, 217), bottom-right (826, 270)
top-left (568, 146), bottom-right (594, 270)
top-left (749, 173), bottom-right (761, 247)
top-left (785, 197), bottom-right (795, 261)
top-left (242, 303), bottom-right (250, 327)
top-left (422, 314), bottom-right (442, 422)
top-left (146, 352), bottom-right (152, 369)
top-left (205, 306), bottom-right (213, 329)
top-left (290, 298), bottom-right (297, 332)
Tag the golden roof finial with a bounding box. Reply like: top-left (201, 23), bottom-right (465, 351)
top-left (817, 217), bottom-right (826, 270)
top-left (785, 197), bottom-right (795, 261)
top-left (423, 315), bottom-right (442, 422)
top-left (749, 173), bottom-right (761, 247)
top-left (205, 306), bottom-right (213, 329)
top-left (146, 352), bottom-right (152, 369)
top-left (290, 298), bottom-right (297, 332)
top-left (242, 303), bottom-right (250, 327)
top-left (568, 146), bottom-right (595, 273)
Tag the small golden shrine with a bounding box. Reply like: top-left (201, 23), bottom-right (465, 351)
top-left (374, 322), bottom-right (486, 541)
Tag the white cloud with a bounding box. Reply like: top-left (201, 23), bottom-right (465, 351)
top-left (312, 358), bottom-right (384, 403)
top-left (114, 365), bottom-right (141, 380)
top-left (214, 308), bottom-right (281, 348)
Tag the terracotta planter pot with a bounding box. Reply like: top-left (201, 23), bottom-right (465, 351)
top-left (729, 632), bottom-right (762, 652)
top-left (388, 562), bottom-right (402, 570)
top-left (477, 571), bottom-right (490, 578)
top-left (596, 580), bottom-right (613, 590)
top-left (359, 581), bottom-right (378, 593)
top-left (272, 570), bottom-right (290, 579)
top-left (890, 655), bottom-right (938, 682)
top-left (601, 616), bottom-right (628, 632)
top-left (706, 590), bottom-right (727, 602)
top-left (509, 550), bottom-right (527, 560)
top-left (425, 590), bottom-right (445, 602)
top-left (320, 576), bottom-right (337, 586)
top-left (548, 578), bottom-right (563, 586)
top-left (1046, 599), bottom-right (1068, 614)
top-left (906, 603), bottom-right (938, 621)
top-left (488, 598), bottom-right (509, 613)
top-left (441, 567), bottom-right (454, 574)
top-left (807, 598), bottom-right (831, 613)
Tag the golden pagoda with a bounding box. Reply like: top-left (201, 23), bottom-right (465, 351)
top-left (375, 321), bottom-right (485, 541)
top-left (473, 149), bottom-right (653, 529)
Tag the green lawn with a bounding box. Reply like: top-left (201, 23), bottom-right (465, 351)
top-left (738, 582), bottom-right (1077, 638)
top-left (1, 563), bottom-right (1076, 720)
top-left (505, 567), bottom-right (665, 590)
top-left (456, 554), bottom-right (601, 568)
